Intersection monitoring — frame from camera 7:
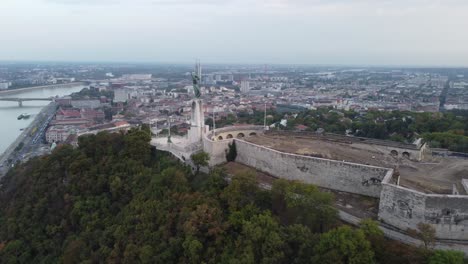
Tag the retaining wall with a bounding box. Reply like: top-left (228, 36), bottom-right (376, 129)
top-left (203, 125), bottom-right (265, 166)
top-left (203, 128), bottom-right (468, 241)
top-left (234, 139), bottom-right (392, 198)
top-left (431, 148), bottom-right (468, 160)
top-left (203, 136), bottom-right (233, 166)
top-left (379, 174), bottom-right (468, 240)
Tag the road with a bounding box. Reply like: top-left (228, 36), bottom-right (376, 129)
top-left (0, 102), bottom-right (57, 177)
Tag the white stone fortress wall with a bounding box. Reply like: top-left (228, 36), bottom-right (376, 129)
top-left (202, 126), bottom-right (468, 241)
top-left (204, 126), bottom-right (392, 197)
top-left (202, 125), bottom-right (265, 166)
top-left (379, 173), bottom-right (468, 240)
top-left (234, 139), bottom-right (392, 197)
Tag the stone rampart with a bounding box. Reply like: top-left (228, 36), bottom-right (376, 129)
top-left (201, 126), bottom-right (468, 241)
top-left (210, 125), bottom-right (264, 141)
top-left (378, 173), bottom-right (468, 240)
top-left (203, 137), bottom-right (233, 166)
top-left (234, 139), bottom-right (392, 198)
top-left (203, 125), bottom-right (265, 166)
top-left (431, 148), bottom-right (468, 160)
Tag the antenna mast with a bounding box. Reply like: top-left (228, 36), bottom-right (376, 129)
top-left (167, 116), bottom-right (172, 143)
top-left (213, 106), bottom-right (216, 140)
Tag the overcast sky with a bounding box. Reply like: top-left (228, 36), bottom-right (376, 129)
top-left (1, 0), bottom-right (468, 66)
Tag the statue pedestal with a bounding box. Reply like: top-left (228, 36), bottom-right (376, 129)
top-left (187, 99), bottom-right (204, 144)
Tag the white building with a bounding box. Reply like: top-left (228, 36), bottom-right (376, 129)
top-left (0, 82), bottom-right (9, 90)
top-left (240, 80), bottom-right (250, 93)
top-left (114, 88), bottom-right (131, 102)
top-left (121, 74), bottom-right (152, 81)
top-left (45, 126), bottom-right (74, 143)
top-left (71, 100), bottom-right (101, 109)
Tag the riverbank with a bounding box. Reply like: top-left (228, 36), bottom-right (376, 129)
top-left (0, 82), bottom-right (86, 96)
top-left (0, 102), bottom-right (57, 177)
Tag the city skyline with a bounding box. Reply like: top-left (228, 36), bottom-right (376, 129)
top-left (1, 0), bottom-right (468, 66)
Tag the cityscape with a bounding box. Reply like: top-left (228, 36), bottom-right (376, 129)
top-left (1, 0), bottom-right (468, 263)
top-left (0, 62), bottom-right (468, 263)
top-left (1, 63), bottom-right (468, 161)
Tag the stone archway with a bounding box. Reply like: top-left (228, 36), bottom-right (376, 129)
top-left (249, 132), bottom-right (257, 136)
top-left (226, 134), bottom-right (233, 139)
top-left (402, 152), bottom-right (410, 159)
top-left (217, 135), bottom-right (223, 140)
top-left (391, 150), bottom-right (398, 157)
top-left (237, 133), bottom-right (245, 138)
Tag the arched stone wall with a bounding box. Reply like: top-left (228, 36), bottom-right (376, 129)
top-left (202, 125), bottom-right (265, 166)
top-left (208, 125), bottom-right (265, 142)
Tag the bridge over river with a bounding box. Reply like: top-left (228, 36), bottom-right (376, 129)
top-left (0, 97), bottom-right (54, 107)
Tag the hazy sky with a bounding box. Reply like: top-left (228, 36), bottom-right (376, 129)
top-left (1, 0), bottom-right (468, 66)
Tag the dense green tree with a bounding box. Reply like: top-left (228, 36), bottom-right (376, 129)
top-left (360, 219), bottom-right (383, 237)
top-left (312, 226), bottom-right (375, 264)
top-left (271, 179), bottom-right (337, 232)
top-left (417, 223), bottom-right (436, 250)
top-left (190, 151), bottom-right (210, 174)
top-left (0, 130), bottom-right (458, 263)
top-left (238, 212), bottom-right (286, 264)
top-left (225, 141), bottom-right (237, 162)
top-left (283, 224), bottom-right (317, 264)
top-left (221, 172), bottom-right (262, 211)
top-left (428, 250), bottom-right (464, 264)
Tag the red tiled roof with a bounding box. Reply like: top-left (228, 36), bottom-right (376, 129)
top-left (57, 108), bottom-right (81, 118)
top-left (295, 124), bottom-right (308, 130)
top-left (114, 121), bottom-right (130, 127)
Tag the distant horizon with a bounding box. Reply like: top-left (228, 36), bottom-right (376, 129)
top-left (1, 59), bottom-right (468, 69)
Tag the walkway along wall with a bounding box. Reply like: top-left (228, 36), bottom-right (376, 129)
top-left (378, 173), bottom-right (468, 240)
top-left (234, 139), bottom-right (392, 198)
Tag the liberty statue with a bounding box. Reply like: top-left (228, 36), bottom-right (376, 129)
top-left (191, 72), bottom-right (201, 98)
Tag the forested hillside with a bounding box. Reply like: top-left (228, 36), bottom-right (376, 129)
top-left (0, 128), bottom-right (463, 263)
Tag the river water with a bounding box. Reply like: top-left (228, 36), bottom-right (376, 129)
top-left (0, 85), bottom-right (86, 154)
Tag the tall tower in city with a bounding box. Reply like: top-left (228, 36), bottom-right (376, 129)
top-left (195, 59), bottom-right (202, 84)
top-left (241, 80), bottom-right (250, 93)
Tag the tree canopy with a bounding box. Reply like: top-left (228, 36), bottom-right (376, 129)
top-left (0, 130), bottom-right (462, 263)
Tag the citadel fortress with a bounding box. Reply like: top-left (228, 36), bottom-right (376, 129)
top-left (152, 95), bottom-right (468, 252)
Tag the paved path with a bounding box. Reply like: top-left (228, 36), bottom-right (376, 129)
top-left (339, 210), bottom-right (468, 254)
top-left (0, 102), bottom-right (56, 177)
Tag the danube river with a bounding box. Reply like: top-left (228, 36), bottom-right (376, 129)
top-left (0, 85), bottom-right (86, 154)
